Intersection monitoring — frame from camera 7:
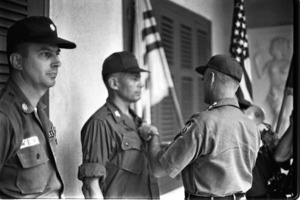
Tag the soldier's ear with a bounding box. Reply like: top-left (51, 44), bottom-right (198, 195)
top-left (108, 75), bottom-right (119, 90)
top-left (10, 53), bottom-right (23, 70)
top-left (209, 72), bottom-right (215, 87)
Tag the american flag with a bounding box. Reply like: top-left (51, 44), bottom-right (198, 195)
top-left (230, 0), bottom-right (253, 103)
top-left (133, 0), bottom-right (184, 126)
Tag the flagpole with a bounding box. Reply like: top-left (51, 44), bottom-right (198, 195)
top-left (156, 46), bottom-right (185, 128)
top-left (275, 88), bottom-right (293, 134)
top-left (170, 86), bottom-right (185, 127)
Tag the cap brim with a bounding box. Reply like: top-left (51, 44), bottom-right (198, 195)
top-left (29, 36), bottom-right (76, 49)
top-left (195, 65), bottom-right (207, 75)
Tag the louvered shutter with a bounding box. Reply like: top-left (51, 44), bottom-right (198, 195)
top-left (0, 0), bottom-right (28, 90)
top-left (180, 24), bottom-right (193, 69)
top-left (157, 15), bottom-right (180, 143)
top-left (161, 16), bottom-right (174, 68)
top-left (197, 29), bottom-right (210, 111)
top-left (181, 77), bottom-right (193, 121)
top-left (151, 0), bottom-right (211, 144)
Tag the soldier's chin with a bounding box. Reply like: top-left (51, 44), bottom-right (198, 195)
top-left (132, 96), bottom-right (141, 102)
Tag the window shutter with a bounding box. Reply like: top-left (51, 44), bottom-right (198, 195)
top-left (0, 0), bottom-right (28, 90)
top-left (151, 0), bottom-right (211, 144)
top-left (197, 30), bottom-right (210, 111)
top-left (159, 94), bottom-right (178, 142)
top-left (180, 24), bottom-right (193, 69)
top-left (198, 77), bottom-right (207, 111)
top-left (161, 16), bottom-right (174, 68)
top-left (181, 77), bottom-right (193, 121)
top-left (197, 29), bottom-right (209, 66)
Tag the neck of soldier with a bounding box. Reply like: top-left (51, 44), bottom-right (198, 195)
top-left (109, 95), bottom-right (132, 118)
top-left (210, 87), bottom-right (236, 104)
top-left (12, 74), bottom-right (47, 108)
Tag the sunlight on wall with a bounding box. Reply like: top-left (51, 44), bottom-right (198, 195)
top-left (49, 0), bottom-right (123, 197)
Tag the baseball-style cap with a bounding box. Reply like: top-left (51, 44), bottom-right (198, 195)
top-left (102, 51), bottom-right (149, 77)
top-left (195, 54), bottom-right (243, 82)
top-left (6, 16), bottom-right (76, 54)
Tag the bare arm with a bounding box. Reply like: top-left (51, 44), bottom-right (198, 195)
top-left (82, 177), bottom-right (103, 199)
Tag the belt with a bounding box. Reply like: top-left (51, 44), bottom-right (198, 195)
top-left (185, 192), bottom-right (246, 200)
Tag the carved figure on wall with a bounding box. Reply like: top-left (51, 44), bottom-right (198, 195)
top-left (251, 33), bottom-right (292, 136)
top-left (261, 37), bottom-right (292, 128)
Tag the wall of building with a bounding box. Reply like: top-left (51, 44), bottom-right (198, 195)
top-left (49, 0), bottom-right (123, 197)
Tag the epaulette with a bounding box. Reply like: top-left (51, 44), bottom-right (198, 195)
top-left (205, 102), bottom-right (217, 111)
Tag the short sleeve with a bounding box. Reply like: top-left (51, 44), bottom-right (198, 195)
top-left (78, 119), bottom-right (115, 180)
top-left (158, 120), bottom-right (204, 178)
top-left (0, 112), bottom-right (15, 171)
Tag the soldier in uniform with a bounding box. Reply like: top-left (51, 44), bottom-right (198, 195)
top-left (77, 51), bottom-right (160, 199)
top-left (0, 16), bottom-right (76, 198)
top-left (140, 54), bottom-right (260, 199)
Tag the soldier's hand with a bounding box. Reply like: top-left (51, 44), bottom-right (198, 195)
top-left (138, 123), bottom-right (159, 141)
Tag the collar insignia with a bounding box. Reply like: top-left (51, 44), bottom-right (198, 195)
top-left (21, 103), bottom-right (29, 112)
top-left (206, 102), bottom-right (217, 111)
top-left (115, 110), bottom-right (121, 117)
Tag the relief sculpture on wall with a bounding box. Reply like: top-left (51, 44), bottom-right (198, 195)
top-left (248, 26), bottom-right (293, 137)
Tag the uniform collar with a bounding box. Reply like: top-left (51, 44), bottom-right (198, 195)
top-left (106, 99), bottom-right (124, 123)
top-left (206, 98), bottom-right (239, 111)
top-left (106, 99), bottom-right (143, 127)
top-left (6, 79), bottom-right (47, 114)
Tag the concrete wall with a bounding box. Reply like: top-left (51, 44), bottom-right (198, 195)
top-left (49, 0), bottom-right (123, 197)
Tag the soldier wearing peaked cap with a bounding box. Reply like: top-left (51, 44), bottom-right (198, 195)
top-left (139, 54), bottom-right (260, 199)
top-left (0, 16), bottom-right (76, 198)
top-left (78, 51), bottom-right (159, 199)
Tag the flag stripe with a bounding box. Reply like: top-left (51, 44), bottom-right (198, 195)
top-left (142, 26), bottom-right (158, 39)
top-left (146, 41), bottom-right (162, 54)
top-left (242, 59), bottom-right (253, 97)
top-left (143, 10), bottom-right (153, 19)
top-left (230, 0), bottom-right (253, 103)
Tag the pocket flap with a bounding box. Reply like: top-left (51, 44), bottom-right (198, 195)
top-left (121, 133), bottom-right (143, 151)
top-left (115, 134), bottom-right (145, 174)
top-left (17, 145), bottom-right (49, 168)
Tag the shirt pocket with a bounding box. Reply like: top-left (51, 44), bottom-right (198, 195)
top-left (16, 145), bottom-right (49, 194)
top-left (115, 133), bottom-right (145, 174)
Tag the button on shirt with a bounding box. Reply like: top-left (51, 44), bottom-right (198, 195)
top-left (158, 98), bottom-right (260, 197)
top-left (0, 79), bottom-right (63, 198)
top-left (78, 100), bottom-right (159, 199)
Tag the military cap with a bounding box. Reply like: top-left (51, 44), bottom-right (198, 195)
top-left (196, 54), bottom-right (243, 82)
top-left (6, 16), bottom-right (76, 54)
top-left (102, 51), bottom-right (149, 77)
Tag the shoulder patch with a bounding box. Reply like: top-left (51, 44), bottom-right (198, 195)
top-left (173, 120), bottom-right (194, 140)
top-left (181, 120), bottom-right (193, 134)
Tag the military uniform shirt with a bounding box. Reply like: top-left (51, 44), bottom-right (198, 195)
top-left (158, 98), bottom-right (260, 197)
top-left (78, 100), bottom-right (159, 199)
top-left (0, 79), bottom-right (63, 198)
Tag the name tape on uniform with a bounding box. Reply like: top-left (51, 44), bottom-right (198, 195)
top-left (20, 136), bottom-right (40, 149)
